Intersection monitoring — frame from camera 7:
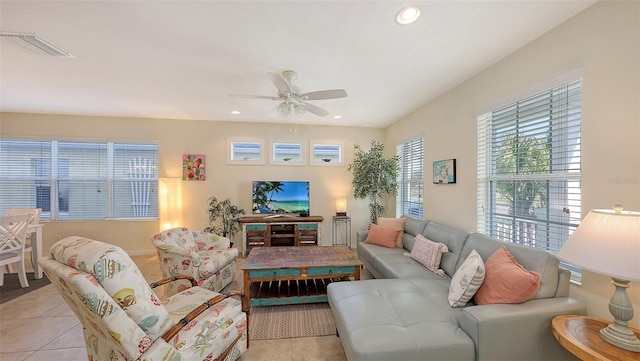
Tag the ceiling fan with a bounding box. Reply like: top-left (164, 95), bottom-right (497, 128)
top-left (229, 70), bottom-right (347, 117)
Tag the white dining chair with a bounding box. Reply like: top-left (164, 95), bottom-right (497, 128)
top-left (0, 213), bottom-right (32, 288)
top-left (4, 208), bottom-right (41, 274)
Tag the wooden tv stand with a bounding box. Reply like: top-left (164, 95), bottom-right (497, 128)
top-left (240, 215), bottom-right (324, 256)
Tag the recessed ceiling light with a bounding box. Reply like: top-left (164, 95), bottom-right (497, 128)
top-left (230, 110), bottom-right (240, 115)
top-left (395, 5), bottom-right (421, 25)
top-left (333, 115), bottom-right (342, 119)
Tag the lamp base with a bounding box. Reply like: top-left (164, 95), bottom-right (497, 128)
top-left (336, 212), bottom-right (347, 217)
top-left (600, 277), bottom-right (640, 352)
top-left (600, 324), bottom-right (640, 352)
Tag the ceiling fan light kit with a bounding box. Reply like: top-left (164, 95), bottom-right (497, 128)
top-left (228, 70), bottom-right (347, 119)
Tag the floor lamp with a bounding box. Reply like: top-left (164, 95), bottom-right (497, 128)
top-left (557, 206), bottom-right (640, 352)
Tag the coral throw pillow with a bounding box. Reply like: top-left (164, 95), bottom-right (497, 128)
top-left (409, 234), bottom-right (446, 274)
top-left (448, 250), bottom-right (485, 307)
top-left (377, 217), bottom-right (407, 248)
top-left (474, 246), bottom-right (541, 305)
top-left (364, 223), bottom-right (402, 249)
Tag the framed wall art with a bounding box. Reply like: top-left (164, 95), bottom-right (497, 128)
top-left (433, 159), bottom-right (456, 184)
top-left (183, 154), bottom-right (206, 181)
top-left (227, 138), bottom-right (265, 165)
top-left (310, 141), bottom-right (344, 166)
top-left (270, 140), bottom-right (305, 165)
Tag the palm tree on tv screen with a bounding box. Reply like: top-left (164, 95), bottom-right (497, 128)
top-left (253, 181), bottom-right (285, 212)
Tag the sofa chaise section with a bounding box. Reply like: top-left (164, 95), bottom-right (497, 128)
top-left (328, 278), bottom-right (475, 361)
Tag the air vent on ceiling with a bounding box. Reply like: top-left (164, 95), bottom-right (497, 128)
top-left (0, 32), bottom-right (75, 58)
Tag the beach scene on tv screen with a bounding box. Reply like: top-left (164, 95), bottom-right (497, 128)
top-left (252, 181), bottom-right (310, 214)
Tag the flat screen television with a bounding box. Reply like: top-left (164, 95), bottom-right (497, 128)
top-left (252, 181), bottom-right (310, 215)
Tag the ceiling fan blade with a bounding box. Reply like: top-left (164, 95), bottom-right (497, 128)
top-left (301, 102), bottom-right (330, 117)
top-left (228, 94), bottom-right (280, 100)
top-left (299, 89), bottom-right (347, 101)
top-left (267, 72), bottom-right (292, 94)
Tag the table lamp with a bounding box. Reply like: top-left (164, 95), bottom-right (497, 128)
top-left (557, 205), bottom-right (640, 352)
top-left (336, 198), bottom-right (347, 216)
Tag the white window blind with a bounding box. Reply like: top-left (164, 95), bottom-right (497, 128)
top-left (0, 140), bottom-right (158, 220)
top-left (396, 137), bottom-right (424, 218)
top-left (477, 80), bottom-right (582, 276)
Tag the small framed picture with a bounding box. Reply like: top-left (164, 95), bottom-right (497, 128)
top-left (433, 159), bottom-right (456, 184)
top-left (183, 154), bottom-right (206, 181)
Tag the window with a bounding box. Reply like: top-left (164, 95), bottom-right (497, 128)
top-left (310, 142), bottom-right (343, 166)
top-left (270, 141), bottom-right (305, 165)
top-left (228, 139), bottom-right (264, 164)
top-left (0, 140), bottom-right (158, 220)
top-left (396, 136), bottom-right (424, 218)
top-left (477, 80), bottom-right (582, 275)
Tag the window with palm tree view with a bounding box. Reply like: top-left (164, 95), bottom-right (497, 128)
top-left (477, 79), bottom-right (582, 276)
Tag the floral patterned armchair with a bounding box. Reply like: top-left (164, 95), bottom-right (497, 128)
top-left (38, 236), bottom-right (247, 361)
top-left (151, 228), bottom-right (239, 297)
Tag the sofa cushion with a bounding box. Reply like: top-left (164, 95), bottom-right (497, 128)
top-left (365, 223), bottom-right (402, 248)
top-left (377, 217), bottom-right (407, 247)
top-left (448, 249), bottom-right (485, 307)
top-left (328, 279), bottom-right (475, 361)
top-left (421, 221), bottom-right (469, 277)
top-left (375, 253), bottom-right (452, 284)
top-left (461, 233), bottom-right (558, 299)
top-left (400, 216), bottom-right (429, 249)
top-left (410, 235), bottom-right (446, 274)
top-left (474, 246), bottom-right (541, 305)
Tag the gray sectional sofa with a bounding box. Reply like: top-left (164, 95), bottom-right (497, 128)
top-left (327, 215), bottom-right (586, 361)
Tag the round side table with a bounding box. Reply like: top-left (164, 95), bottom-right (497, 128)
top-left (552, 315), bottom-right (640, 361)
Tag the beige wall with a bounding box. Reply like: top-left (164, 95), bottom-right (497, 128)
top-left (0, 112), bottom-right (383, 253)
top-left (1, 0), bottom-right (638, 328)
top-left (386, 1), bottom-right (640, 327)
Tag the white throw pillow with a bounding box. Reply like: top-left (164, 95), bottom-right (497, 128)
top-left (448, 249), bottom-right (485, 307)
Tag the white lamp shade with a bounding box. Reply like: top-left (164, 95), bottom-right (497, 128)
top-left (158, 178), bottom-right (183, 231)
top-left (557, 208), bottom-right (640, 282)
top-left (336, 198), bottom-right (347, 213)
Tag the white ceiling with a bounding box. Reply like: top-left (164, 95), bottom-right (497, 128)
top-left (0, 1), bottom-right (596, 128)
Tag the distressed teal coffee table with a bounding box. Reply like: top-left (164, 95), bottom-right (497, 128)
top-left (241, 246), bottom-right (361, 312)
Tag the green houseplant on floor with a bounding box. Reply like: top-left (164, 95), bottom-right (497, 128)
top-left (348, 140), bottom-right (399, 224)
top-left (204, 197), bottom-right (246, 243)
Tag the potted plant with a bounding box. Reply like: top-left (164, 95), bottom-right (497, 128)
top-left (348, 141), bottom-right (399, 224)
top-left (204, 197), bottom-right (246, 242)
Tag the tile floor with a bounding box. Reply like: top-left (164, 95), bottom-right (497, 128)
top-left (0, 254), bottom-right (348, 361)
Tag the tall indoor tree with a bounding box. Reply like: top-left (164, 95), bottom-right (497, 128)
top-left (348, 141), bottom-right (399, 224)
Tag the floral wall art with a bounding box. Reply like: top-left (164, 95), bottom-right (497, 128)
top-left (183, 154), bottom-right (206, 181)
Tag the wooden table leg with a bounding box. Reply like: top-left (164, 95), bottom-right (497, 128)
top-left (242, 270), bottom-right (250, 312)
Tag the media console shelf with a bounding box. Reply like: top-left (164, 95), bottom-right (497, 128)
top-left (240, 215), bottom-right (324, 256)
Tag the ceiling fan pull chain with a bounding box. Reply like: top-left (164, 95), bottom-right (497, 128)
top-left (289, 103), bottom-right (297, 133)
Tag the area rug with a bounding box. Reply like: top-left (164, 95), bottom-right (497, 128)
top-left (249, 303), bottom-right (336, 340)
top-left (0, 272), bottom-right (51, 304)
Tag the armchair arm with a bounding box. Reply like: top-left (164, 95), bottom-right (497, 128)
top-left (160, 290), bottom-right (242, 342)
top-left (153, 243), bottom-right (193, 257)
top-left (197, 232), bottom-right (231, 250)
top-left (149, 275), bottom-right (198, 289)
top-left (459, 297), bottom-right (586, 361)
